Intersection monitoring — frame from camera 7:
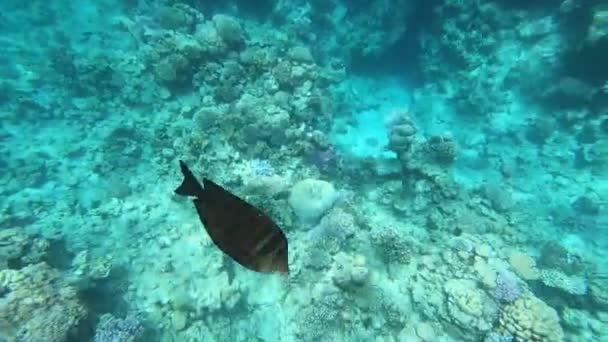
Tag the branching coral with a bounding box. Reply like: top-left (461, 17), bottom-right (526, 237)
top-left (370, 224), bottom-right (415, 264)
top-left (297, 281), bottom-right (345, 339)
top-left (309, 207), bottom-right (356, 250)
top-left (0, 263), bottom-right (87, 342)
top-left (94, 313), bottom-right (145, 342)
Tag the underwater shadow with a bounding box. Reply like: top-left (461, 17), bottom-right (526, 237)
top-left (348, 0), bottom-right (439, 87)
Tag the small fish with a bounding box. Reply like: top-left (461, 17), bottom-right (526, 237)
top-left (175, 160), bottom-right (289, 276)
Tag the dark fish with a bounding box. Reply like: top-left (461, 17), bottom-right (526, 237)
top-left (175, 160), bottom-right (289, 276)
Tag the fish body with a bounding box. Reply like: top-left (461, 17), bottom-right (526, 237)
top-left (175, 160), bottom-right (289, 276)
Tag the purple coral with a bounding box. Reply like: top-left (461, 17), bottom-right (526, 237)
top-left (493, 270), bottom-right (522, 304)
top-left (485, 332), bottom-right (514, 342)
top-left (250, 158), bottom-right (275, 177)
top-left (451, 238), bottom-right (474, 253)
top-left (94, 314), bottom-right (144, 342)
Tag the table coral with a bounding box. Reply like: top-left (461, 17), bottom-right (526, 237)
top-left (498, 295), bottom-right (564, 342)
top-left (540, 268), bottom-right (588, 296)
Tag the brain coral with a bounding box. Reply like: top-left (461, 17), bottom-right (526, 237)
top-left (498, 295), bottom-right (564, 341)
top-left (444, 279), bottom-right (499, 336)
top-left (288, 178), bottom-right (338, 224)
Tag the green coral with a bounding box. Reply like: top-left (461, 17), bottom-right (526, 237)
top-left (588, 5), bottom-right (608, 43)
top-left (157, 5), bottom-right (194, 31)
top-left (212, 14), bottom-right (244, 47)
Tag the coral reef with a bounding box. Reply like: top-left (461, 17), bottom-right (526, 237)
top-left (0, 263), bottom-right (87, 341)
top-left (1, 0), bottom-right (606, 340)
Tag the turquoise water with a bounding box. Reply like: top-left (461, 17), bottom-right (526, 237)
top-left (0, 1), bottom-right (607, 341)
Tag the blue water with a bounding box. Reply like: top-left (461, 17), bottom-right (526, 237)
top-left (1, 1), bottom-right (607, 341)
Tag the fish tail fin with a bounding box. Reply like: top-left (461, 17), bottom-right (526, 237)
top-left (175, 160), bottom-right (204, 197)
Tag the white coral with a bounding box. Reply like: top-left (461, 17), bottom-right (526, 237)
top-left (288, 179), bottom-right (338, 224)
